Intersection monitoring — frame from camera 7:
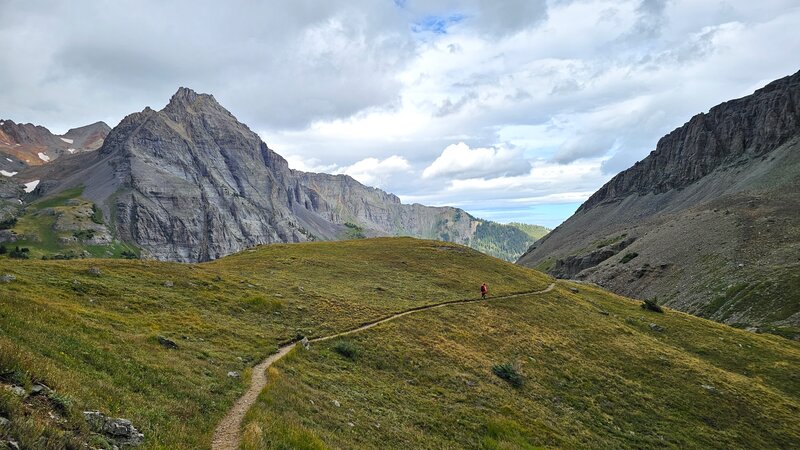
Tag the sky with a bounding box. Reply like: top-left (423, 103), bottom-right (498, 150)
top-left (1, 0), bottom-right (799, 228)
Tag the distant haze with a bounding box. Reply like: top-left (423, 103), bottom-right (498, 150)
top-left (1, 0), bottom-right (798, 227)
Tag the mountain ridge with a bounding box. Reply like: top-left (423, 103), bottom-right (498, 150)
top-left (518, 70), bottom-right (800, 332)
top-left (6, 87), bottom-right (539, 262)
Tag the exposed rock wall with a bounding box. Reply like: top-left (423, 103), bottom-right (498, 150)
top-left (580, 71), bottom-right (800, 212)
top-left (518, 70), bottom-right (800, 328)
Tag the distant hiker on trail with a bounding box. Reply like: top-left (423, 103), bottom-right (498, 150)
top-left (480, 282), bottom-right (488, 299)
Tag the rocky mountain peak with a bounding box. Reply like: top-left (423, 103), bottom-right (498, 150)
top-left (164, 87), bottom-right (225, 118)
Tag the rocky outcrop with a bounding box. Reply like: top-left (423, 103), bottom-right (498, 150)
top-left (84, 411), bottom-right (144, 448)
top-left (550, 237), bottom-right (636, 279)
top-left (518, 70), bottom-right (800, 329)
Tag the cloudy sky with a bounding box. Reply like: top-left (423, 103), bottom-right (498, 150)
top-left (1, 0), bottom-right (799, 227)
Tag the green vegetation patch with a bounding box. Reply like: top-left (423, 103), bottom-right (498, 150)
top-left (471, 221), bottom-right (536, 262)
top-left (342, 222), bottom-right (366, 240)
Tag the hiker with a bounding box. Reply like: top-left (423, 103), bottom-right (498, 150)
top-left (480, 282), bottom-right (488, 299)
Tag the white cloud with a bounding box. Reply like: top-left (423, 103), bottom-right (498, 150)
top-left (422, 142), bottom-right (530, 179)
top-left (2, 0), bottom-right (799, 226)
top-left (284, 154), bottom-right (338, 173)
top-left (335, 155), bottom-right (411, 188)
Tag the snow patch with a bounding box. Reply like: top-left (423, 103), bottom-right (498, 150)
top-left (38, 152), bottom-right (51, 162)
top-left (60, 137), bottom-right (74, 144)
top-left (0, 121), bottom-right (4, 126)
top-left (0, 170), bottom-right (17, 177)
top-left (24, 180), bottom-right (40, 193)
top-left (67, 148), bottom-right (76, 154)
top-left (5, 158), bottom-right (11, 162)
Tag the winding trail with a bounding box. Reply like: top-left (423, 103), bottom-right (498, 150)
top-left (211, 283), bottom-right (556, 450)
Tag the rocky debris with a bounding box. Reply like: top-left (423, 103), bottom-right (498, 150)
top-left (87, 267), bottom-right (102, 277)
top-left (0, 440), bottom-right (20, 450)
top-left (29, 382), bottom-right (51, 396)
top-left (649, 323), bottom-right (665, 332)
top-left (227, 371), bottom-right (240, 379)
top-left (84, 411), bottom-right (144, 447)
top-left (157, 336), bottom-right (178, 349)
top-left (300, 337), bottom-right (310, 350)
top-left (163, 281), bottom-right (174, 287)
top-left (5, 386), bottom-right (25, 397)
top-left (0, 274), bottom-right (15, 283)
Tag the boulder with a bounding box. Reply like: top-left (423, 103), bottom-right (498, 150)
top-left (157, 336), bottom-right (178, 349)
top-left (227, 371), bottom-right (240, 379)
top-left (6, 386), bottom-right (25, 397)
top-left (300, 337), bottom-right (310, 350)
top-left (84, 411), bottom-right (144, 447)
top-left (649, 323), bottom-right (665, 332)
top-left (0, 274), bottom-right (15, 283)
top-left (87, 267), bottom-right (102, 277)
top-left (0, 440), bottom-right (20, 450)
top-left (29, 383), bottom-right (51, 396)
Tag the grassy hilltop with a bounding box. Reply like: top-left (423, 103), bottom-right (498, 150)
top-left (0, 238), bottom-right (797, 449)
top-left (0, 238), bottom-right (548, 448)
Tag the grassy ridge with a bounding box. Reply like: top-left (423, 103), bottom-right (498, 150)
top-left (0, 238), bottom-right (549, 448)
top-left (242, 282), bottom-right (800, 449)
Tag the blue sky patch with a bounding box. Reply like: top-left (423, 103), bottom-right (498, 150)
top-left (412, 14), bottom-right (466, 35)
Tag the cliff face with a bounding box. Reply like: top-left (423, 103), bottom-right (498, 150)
top-left (21, 88), bottom-right (532, 262)
top-left (580, 72), bottom-right (800, 212)
top-left (517, 70), bottom-right (800, 330)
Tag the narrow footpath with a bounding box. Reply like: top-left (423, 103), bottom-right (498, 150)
top-left (211, 283), bottom-right (556, 450)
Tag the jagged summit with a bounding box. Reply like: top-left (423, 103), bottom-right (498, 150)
top-left (164, 87), bottom-right (225, 116)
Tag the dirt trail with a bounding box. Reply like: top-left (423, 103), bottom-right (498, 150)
top-left (210, 283), bottom-right (556, 450)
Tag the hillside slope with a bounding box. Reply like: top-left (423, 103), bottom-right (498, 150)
top-left (518, 70), bottom-right (800, 333)
top-left (0, 238), bottom-right (547, 448)
top-left (0, 238), bottom-right (798, 449)
top-left (243, 282), bottom-right (800, 449)
top-left (11, 88), bottom-right (535, 262)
